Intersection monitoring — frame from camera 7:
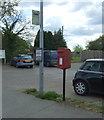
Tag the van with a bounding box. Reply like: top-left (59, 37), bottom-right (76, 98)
top-left (35, 50), bottom-right (58, 67)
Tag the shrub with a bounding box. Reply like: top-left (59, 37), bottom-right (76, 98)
top-left (35, 91), bottom-right (61, 100)
top-left (25, 88), bottom-right (37, 94)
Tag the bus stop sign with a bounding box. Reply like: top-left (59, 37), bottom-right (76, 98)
top-left (36, 49), bottom-right (42, 62)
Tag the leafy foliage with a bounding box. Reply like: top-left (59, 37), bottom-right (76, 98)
top-left (34, 29), bottom-right (67, 50)
top-left (0, 1), bottom-right (18, 20)
top-left (2, 32), bottom-right (30, 61)
top-left (25, 88), bottom-right (37, 94)
top-left (35, 91), bottom-right (61, 100)
top-left (73, 44), bottom-right (84, 55)
top-left (1, 1), bottom-right (32, 62)
top-left (53, 29), bottom-right (67, 49)
top-left (86, 35), bottom-right (104, 50)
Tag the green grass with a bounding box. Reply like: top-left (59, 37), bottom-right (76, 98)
top-left (84, 103), bottom-right (104, 112)
top-left (67, 98), bottom-right (104, 113)
top-left (24, 88), bottom-right (104, 113)
top-left (68, 98), bottom-right (85, 104)
top-left (71, 56), bottom-right (81, 62)
top-left (24, 88), bottom-right (37, 94)
top-left (35, 91), bottom-right (61, 100)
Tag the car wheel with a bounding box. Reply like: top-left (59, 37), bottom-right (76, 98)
top-left (10, 62), bottom-right (12, 66)
top-left (74, 80), bottom-right (88, 95)
top-left (16, 63), bottom-right (19, 68)
top-left (46, 62), bottom-right (50, 67)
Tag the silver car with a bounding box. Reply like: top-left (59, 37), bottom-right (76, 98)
top-left (10, 54), bottom-right (34, 68)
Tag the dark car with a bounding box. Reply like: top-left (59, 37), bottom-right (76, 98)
top-left (44, 50), bottom-right (58, 67)
top-left (73, 59), bottom-right (104, 95)
top-left (10, 54), bottom-right (34, 68)
top-left (35, 50), bottom-right (58, 67)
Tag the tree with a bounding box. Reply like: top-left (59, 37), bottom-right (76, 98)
top-left (86, 35), bottom-right (104, 50)
top-left (34, 29), bottom-right (67, 50)
top-left (34, 30), bottom-right (40, 49)
top-left (0, 1), bottom-right (18, 20)
top-left (1, 1), bottom-right (32, 62)
top-left (2, 30), bottom-right (30, 61)
top-left (53, 29), bottom-right (67, 49)
top-left (14, 37), bottom-right (30, 55)
top-left (73, 45), bottom-right (84, 55)
top-left (44, 31), bottom-right (55, 50)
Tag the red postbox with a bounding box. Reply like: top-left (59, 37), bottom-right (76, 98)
top-left (57, 48), bottom-right (71, 101)
top-left (57, 48), bottom-right (71, 69)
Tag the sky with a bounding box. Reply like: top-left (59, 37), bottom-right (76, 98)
top-left (17, 0), bottom-right (103, 51)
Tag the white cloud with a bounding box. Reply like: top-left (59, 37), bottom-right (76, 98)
top-left (67, 33), bottom-right (102, 51)
top-left (17, 1), bottom-right (102, 51)
top-left (20, 0), bottom-right (103, 2)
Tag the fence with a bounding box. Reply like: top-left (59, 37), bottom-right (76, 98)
top-left (81, 50), bottom-right (104, 61)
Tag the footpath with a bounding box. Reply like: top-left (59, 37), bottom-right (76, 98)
top-left (2, 86), bottom-right (103, 118)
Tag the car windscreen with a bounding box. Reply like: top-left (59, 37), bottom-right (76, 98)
top-left (80, 61), bottom-right (101, 72)
top-left (100, 62), bottom-right (104, 72)
top-left (51, 51), bottom-right (57, 59)
top-left (21, 56), bottom-right (32, 59)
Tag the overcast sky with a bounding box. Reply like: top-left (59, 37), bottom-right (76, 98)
top-left (18, 0), bottom-right (103, 51)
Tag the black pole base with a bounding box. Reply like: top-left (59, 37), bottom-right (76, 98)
top-left (63, 69), bottom-right (66, 101)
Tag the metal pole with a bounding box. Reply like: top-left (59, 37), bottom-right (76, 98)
top-left (63, 69), bottom-right (66, 101)
top-left (39, 0), bottom-right (44, 92)
top-left (62, 26), bottom-right (64, 37)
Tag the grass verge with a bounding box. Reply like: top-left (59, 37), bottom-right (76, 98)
top-left (67, 98), bottom-right (104, 113)
top-left (24, 88), bottom-right (37, 94)
top-left (24, 88), bottom-right (104, 113)
top-left (71, 56), bottom-right (81, 62)
top-left (35, 91), bottom-right (61, 100)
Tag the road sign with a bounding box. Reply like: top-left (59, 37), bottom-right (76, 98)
top-left (32, 10), bottom-right (40, 25)
top-left (36, 49), bottom-right (42, 62)
top-left (0, 50), bottom-right (5, 59)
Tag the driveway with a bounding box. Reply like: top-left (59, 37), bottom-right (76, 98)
top-left (2, 63), bottom-right (103, 118)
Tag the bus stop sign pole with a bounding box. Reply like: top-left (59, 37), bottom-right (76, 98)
top-left (39, 0), bottom-right (44, 93)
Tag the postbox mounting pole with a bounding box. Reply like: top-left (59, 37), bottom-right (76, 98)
top-left (63, 69), bottom-right (66, 101)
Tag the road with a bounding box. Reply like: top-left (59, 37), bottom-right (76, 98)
top-left (2, 63), bottom-right (103, 118)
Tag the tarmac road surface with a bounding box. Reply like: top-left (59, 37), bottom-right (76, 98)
top-left (2, 64), bottom-right (103, 118)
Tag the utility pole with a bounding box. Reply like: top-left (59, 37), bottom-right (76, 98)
top-left (62, 26), bottom-right (64, 38)
top-left (39, 0), bottom-right (44, 92)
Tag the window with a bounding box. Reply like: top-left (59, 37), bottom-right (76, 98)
top-left (100, 62), bottom-right (104, 72)
top-left (90, 62), bottom-right (100, 72)
top-left (16, 56), bottom-right (21, 59)
top-left (80, 61), bottom-right (101, 72)
top-left (44, 52), bottom-right (50, 59)
top-left (13, 57), bottom-right (18, 59)
top-left (22, 56), bottom-right (32, 59)
top-left (51, 51), bottom-right (57, 59)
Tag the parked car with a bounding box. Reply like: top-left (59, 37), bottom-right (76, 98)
top-left (35, 50), bottom-right (58, 67)
top-left (44, 50), bottom-right (58, 67)
top-left (73, 59), bottom-right (104, 95)
top-left (10, 54), bottom-right (34, 68)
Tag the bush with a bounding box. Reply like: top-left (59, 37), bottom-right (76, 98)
top-left (25, 88), bottom-right (37, 94)
top-left (36, 91), bottom-right (61, 100)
